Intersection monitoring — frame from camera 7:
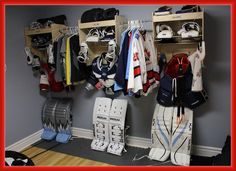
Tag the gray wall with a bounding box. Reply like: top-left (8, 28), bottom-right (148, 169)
top-left (6, 5), bottom-right (230, 148)
top-left (5, 7), bottom-right (48, 146)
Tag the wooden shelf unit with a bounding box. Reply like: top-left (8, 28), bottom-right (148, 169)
top-left (152, 12), bottom-right (204, 22)
top-left (152, 11), bottom-right (204, 61)
top-left (78, 15), bottom-right (127, 65)
top-left (24, 24), bottom-right (66, 59)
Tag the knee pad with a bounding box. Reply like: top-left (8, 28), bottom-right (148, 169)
top-left (149, 104), bottom-right (174, 161)
top-left (91, 97), bottom-right (112, 151)
top-left (41, 99), bottom-right (58, 140)
top-left (107, 99), bottom-right (128, 156)
top-left (170, 107), bottom-right (193, 166)
top-left (55, 98), bottom-right (73, 143)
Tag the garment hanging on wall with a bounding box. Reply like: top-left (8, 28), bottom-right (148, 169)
top-left (114, 22), bottom-right (159, 97)
top-left (40, 62), bottom-right (64, 92)
top-left (49, 29), bottom-right (88, 87)
top-left (26, 27), bottom-right (90, 93)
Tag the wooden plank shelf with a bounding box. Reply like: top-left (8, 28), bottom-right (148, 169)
top-left (24, 23), bottom-right (66, 59)
top-left (155, 35), bottom-right (202, 44)
top-left (24, 24), bottom-right (66, 36)
top-left (152, 12), bottom-right (204, 22)
top-left (78, 15), bottom-right (127, 65)
top-left (152, 10), bottom-right (205, 61)
top-left (79, 20), bottom-right (116, 29)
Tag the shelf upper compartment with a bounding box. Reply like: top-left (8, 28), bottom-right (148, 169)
top-left (79, 20), bottom-right (116, 29)
top-left (152, 12), bottom-right (204, 22)
top-left (24, 24), bottom-right (66, 36)
top-left (154, 35), bottom-right (202, 45)
top-left (78, 15), bottom-right (126, 29)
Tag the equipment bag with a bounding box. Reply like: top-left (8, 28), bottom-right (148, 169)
top-left (5, 151), bottom-right (34, 166)
top-left (183, 89), bottom-right (208, 109)
top-left (37, 15), bottom-right (67, 26)
top-left (156, 53), bottom-right (207, 110)
top-left (103, 8), bottom-right (119, 20)
top-left (81, 8), bottom-right (104, 23)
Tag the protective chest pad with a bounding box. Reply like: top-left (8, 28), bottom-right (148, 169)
top-left (92, 57), bottom-right (117, 84)
top-left (91, 97), bottom-right (112, 151)
top-left (107, 99), bottom-right (128, 156)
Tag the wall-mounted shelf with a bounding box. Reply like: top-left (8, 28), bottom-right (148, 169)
top-left (152, 11), bottom-right (204, 61)
top-left (153, 12), bottom-right (204, 22)
top-left (155, 35), bottom-right (202, 44)
top-left (79, 20), bottom-right (116, 29)
top-left (24, 24), bottom-right (66, 60)
top-left (78, 15), bottom-right (127, 65)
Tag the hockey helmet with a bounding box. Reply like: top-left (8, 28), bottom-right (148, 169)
top-left (156, 24), bottom-right (173, 39)
top-left (177, 22), bottom-right (200, 38)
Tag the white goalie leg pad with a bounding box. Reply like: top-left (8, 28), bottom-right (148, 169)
top-left (91, 97), bottom-right (112, 151)
top-left (149, 103), bottom-right (173, 161)
top-left (107, 99), bottom-right (128, 156)
top-left (170, 107), bottom-right (193, 166)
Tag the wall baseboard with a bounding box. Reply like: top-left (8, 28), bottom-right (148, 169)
top-left (6, 127), bottom-right (222, 157)
top-left (5, 129), bottom-right (43, 152)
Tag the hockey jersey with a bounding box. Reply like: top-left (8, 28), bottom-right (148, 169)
top-left (127, 30), bottom-right (146, 93)
top-left (188, 42), bottom-right (205, 92)
top-left (142, 32), bottom-right (159, 96)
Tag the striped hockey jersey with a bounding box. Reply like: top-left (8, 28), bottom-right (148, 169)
top-left (142, 32), bottom-right (160, 96)
top-left (127, 30), bottom-right (146, 94)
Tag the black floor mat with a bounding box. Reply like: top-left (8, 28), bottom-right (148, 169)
top-left (30, 138), bottom-right (213, 166)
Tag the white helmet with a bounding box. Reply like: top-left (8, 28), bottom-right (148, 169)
top-left (156, 24), bottom-right (173, 39)
top-left (177, 22), bottom-right (200, 38)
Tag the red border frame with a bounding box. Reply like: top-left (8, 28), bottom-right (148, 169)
top-left (0, 0), bottom-right (235, 170)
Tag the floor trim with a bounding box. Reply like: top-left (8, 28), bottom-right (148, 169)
top-left (6, 127), bottom-right (222, 157)
top-left (5, 129), bottom-right (43, 152)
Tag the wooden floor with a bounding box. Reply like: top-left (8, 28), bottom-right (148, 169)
top-left (21, 146), bottom-right (111, 166)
